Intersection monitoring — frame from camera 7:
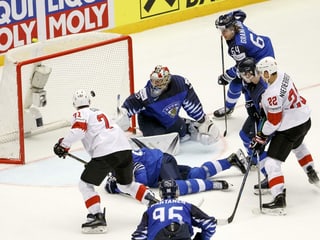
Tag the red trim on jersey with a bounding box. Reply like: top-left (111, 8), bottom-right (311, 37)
top-left (298, 154), bottom-right (313, 167)
top-left (85, 195), bottom-right (100, 208)
top-left (267, 111), bottom-right (282, 125)
top-left (72, 121), bottom-right (87, 131)
top-left (269, 175), bottom-right (284, 188)
top-left (135, 184), bottom-right (147, 202)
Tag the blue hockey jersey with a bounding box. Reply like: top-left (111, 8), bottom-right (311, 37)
top-left (131, 199), bottom-right (216, 240)
top-left (225, 21), bottom-right (275, 79)
top-left (122, 75), bottom-right (205, 128)
top-left (132, 148), bottom-right (163, 188)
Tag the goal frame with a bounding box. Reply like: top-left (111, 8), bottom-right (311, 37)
top-left (0, 35), bottom-right (136, 165)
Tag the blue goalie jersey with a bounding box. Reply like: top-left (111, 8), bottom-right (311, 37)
top-left (122, 75), bottom-right (205, 128)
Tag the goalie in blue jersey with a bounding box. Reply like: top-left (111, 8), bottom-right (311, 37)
top-left (131, 179), bottom-right (216, 240)
top-left (105, 146), bottom-right (249, 196)
top-left (116, 65), bottom-right (220, 145)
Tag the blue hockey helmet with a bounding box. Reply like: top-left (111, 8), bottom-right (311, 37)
top-left (159, 179), bottom-right (179, 199)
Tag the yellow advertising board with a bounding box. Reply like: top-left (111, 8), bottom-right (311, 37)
top-left (109, 0), bottom-right (266, 34)
top-left (0, 0), bottom-right (265, 65)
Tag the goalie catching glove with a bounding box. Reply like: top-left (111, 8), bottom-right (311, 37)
top-left (191, 115), bottom-right (220, 145)
top-left (53, 138), bottom-right (70, 158)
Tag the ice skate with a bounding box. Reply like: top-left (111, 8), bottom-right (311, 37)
top-left (307, 166), bottom-right (320, 188)
top-left (81, 208), bottom-right (107, 234)
top-left (213, 106), bottom-right (234, 119)
top-left (261, 189), bottom-right (286, 216)
top-left (212, 180), bottom-right (231, 190)
top-left (227, 149), bottom-right (248, 174)
top-left (254, 177), bottom-right (270, 195)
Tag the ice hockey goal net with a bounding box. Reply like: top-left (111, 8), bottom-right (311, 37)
top-left (0, 32), bottom-right (135, 164)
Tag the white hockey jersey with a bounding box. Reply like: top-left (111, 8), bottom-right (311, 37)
top-left (61, 107), bottom-right (131, 158)
top-left (261, 72), bottom-right (311, 136)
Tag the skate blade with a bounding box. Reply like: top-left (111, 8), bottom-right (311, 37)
top-left (82, 226), bottom-right (107, 234)
top-left (253, 189), bottom-right (270, 195)
top-left (252, 207), bottom-right (287, 216)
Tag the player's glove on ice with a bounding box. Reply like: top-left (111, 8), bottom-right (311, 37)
top-left (53, 138), bottom-right (69, 158)
top-left (105, 173), bottom-right (119, 194)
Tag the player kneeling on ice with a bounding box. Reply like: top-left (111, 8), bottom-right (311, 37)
top-left (105, 146), bottom-right (249, 196)
top-left (132, 179), bottom-right (217, 240)
top-left (239, 57), bottom-right (320, 215)
top-left (116, 65), bottom-right (220, 145)
top-left (53, 89), bottom-right (159, 234)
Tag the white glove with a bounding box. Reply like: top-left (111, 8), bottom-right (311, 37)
top-left (115, 107), bottom-right (130, 131)
top-left (197, 115), bottom-right (215, 134)
top-left (190, 115), bottom-right (220, 145)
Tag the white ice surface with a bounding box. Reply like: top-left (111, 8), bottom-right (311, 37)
top-left (1, 0), bottom-right (320, 239)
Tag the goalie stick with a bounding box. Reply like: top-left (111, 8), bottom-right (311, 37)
top-left (130, 133), bottom-right (179, 155)
top-left (216, 153), bottom-right (253, 225)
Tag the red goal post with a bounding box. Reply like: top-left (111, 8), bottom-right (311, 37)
top-left (0, 32), bottom-right (136, 164)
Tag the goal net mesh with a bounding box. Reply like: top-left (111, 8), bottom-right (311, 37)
top-left (0, 32), bottom-right (135, 164)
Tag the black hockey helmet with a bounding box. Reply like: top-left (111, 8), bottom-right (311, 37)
top-left (237, 57), bottom-right (257, 83)
top-left (237, 57), bottom-right (256, 75)
top-left (159, 179), bottom-right (179, 200)
top-left (215, 13), bottom-right (236, 30)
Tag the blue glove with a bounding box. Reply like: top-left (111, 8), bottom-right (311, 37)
top-left (105, 173), bottom-right (119, 194)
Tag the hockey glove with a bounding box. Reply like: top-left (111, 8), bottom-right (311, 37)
top-left (217, 73), bottom-right (233, 85)
top-left (245, 100), bottom-right (261, 122)
top-left (53, 138), bottom-right (69, 158)
top-left (105, 173), bottom-right (119, 194)
top-left (250, 132), bottom-right (268, 154)
top-left (115, 107), bottom-right (130, 131)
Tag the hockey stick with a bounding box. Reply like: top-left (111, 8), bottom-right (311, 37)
top-left (220, 35), bottom-right (227, 137)
top-left (67, 153), bottom-right (88, 165)
top-left (256, 152), bottom-right (263, 211)
top-left (117, 94), bottom-right (121, 115)
top-left (217, 154), bottom-right (253, 225)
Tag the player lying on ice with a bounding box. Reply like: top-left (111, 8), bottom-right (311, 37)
top-left (116, 65), bottom-right (220, 145)
top-left (105, 145), bottom-right (249, 196)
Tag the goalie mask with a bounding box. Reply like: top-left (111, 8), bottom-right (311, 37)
top-left (73, 89), bottom-right (91, 109)
top-left (159, 179), bottom-right (179, 200)
top-left (149, 65), bottom-right (171, 98)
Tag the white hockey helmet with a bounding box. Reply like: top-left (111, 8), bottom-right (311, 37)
top-left (256, 57), bottom-right (277, 76)
top-left (73, 89), bottom-right (91, 109)
top-left (150, 65), bottom-right (171, 97)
